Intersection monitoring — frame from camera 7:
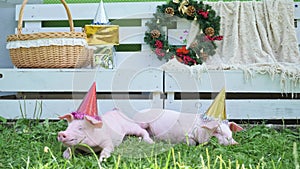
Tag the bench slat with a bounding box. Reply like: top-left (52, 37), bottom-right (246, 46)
top-left (165, 70), bottom-right (300, 93)
top-left (0, 68), bottom-right (163, 92)
top-left (0, 99), bottom-right (163, 119)
top-left (3, 1), bottom-right (299, 121)
top-left (19, 26), bottom-right (147, 44)
top-left (16, 2), bottom-right (164, 21)
top-left (165, 100), bottom-right (300, 120)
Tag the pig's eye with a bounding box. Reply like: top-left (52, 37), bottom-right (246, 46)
top-left (78, 126), bottom-right (83, 130)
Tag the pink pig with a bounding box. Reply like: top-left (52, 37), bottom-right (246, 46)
top-left (134, 109), bottom-right (243, 145)
top-left (58, 108), bottom-right (154, 162)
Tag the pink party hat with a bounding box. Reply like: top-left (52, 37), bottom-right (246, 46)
top-left (73, 82), bottom-right (100, 120)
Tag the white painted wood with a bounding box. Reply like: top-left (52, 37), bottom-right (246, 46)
top-left (0, 68), bottom-right (163, 92)
top-left (165, 70), bottom-right (300, 93)
top-left (15, 2), bottom-right (300, 47)
top-left (18, 27), bottom-right (147, 44)
top-left (295, 20), bottom-right (300, 44)
top-left (294, 2), bottom-right (300, 19)
top-left (15, 2), bottom-right (165, 21)
top-left (24, 21), bottom-right (41, 29)
top-left (176, 19), bottom-right (192, 29)
top-left (293, 2), bottom-right (300, 44)
top-left (164, 99), bottom-right (300, 120)
top-left (18, 27), bottom-right (83, 34)
top-left (168, 29), bottom-right (188, 46)
top-left (0, 99), bottom-right (163, 119)
top-left (2, 2), bottom-right (300, 121)
top-left (114, 51), bottom-right (165, 70)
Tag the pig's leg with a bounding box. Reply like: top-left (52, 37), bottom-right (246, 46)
top-left (186, 137), bottom-right (197, 146)
top-left (140, 130), bottom-right (154, 144)
top-left (99, 147), bottom-right (112, 162)
top-left (98, 141), bottom-right (114, 162)
top-left (127, 125), bottom-right (154, 144)
top-left (62, 147), bottom-right (72, 159)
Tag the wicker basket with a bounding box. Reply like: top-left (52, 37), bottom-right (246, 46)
top-left (6, 0), bottom-right (89, 68)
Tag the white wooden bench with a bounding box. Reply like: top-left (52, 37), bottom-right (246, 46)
top-left (0, 1), bottom-right (299, 121)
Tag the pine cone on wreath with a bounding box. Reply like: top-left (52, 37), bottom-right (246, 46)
top-left (186, 6), bottom-right (196, 16)
top-left (151, 29), bottom-right (161, 38)
top-left (205, 27), bottom-right (215, 37)
top-left (165, 7), bottom-right (175, 16)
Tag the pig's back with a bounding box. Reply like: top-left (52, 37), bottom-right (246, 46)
top-left (134, 109), bottom-right (200, 143)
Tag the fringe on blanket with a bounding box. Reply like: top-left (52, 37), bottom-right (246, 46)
top-left (160, 59), bottom-right (300, 98)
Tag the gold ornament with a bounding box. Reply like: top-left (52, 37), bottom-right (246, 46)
top-left (85, 25), bottom-right (119, 45)
top-left (178, 0), bottom-right (189, 14)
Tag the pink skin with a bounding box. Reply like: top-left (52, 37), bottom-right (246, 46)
top-left (58, 109), bottom-right (154, 162)
top-left (134, 109), bottom-right (243, 146)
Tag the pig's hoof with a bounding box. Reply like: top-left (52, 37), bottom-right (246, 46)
top-left (99, 156), bottom-right (107, 163)
top-left (144, 137), bottom-right (154, 144)
top-left (63, 147), bottom-right (72, 159)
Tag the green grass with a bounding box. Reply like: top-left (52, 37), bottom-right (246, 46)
top-left (0, 119), bottom-right (299, 169)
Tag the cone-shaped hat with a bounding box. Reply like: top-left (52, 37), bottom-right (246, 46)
top-left (93, 0), bottom-right (109, 24)
top-left (76, 82), bottom-right (98, 117)
top-left (205, 87), bottom-right (227, 120)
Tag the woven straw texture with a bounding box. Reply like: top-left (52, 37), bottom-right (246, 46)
top-left (7, 0), bottom-right (89, 68)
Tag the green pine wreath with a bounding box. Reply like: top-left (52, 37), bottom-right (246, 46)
top-left (144, 0), bottom-right (223, 66)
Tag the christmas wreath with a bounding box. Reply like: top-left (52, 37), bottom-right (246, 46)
top-left (144, 0), bottom-right (223, 66)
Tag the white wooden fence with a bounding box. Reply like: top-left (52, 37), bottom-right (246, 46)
top-left (0, 2), bottom-right (299, 120)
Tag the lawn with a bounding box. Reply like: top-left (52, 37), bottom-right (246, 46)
top-left (0, 118), bottom-right (299, 169)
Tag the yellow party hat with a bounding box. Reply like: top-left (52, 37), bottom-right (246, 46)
top-left (205, 87), bottom-right (227, 120)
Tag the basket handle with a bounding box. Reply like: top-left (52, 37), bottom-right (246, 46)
top-left (17, 0), bottom-right (74, 35)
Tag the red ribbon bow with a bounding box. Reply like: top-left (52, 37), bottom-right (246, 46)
top-left (176, 46), bottom-right (189, 55)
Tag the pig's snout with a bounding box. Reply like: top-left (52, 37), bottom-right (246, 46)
top-left (58, 132), bottom-right (67, 142)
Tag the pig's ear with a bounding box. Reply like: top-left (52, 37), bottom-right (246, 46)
top-left (201, 120), bottom-right (219, 130)
top-left (59, 114), bottom-right (73, 123)
top-left (85, 116), bottom-right (103, 128)
top-left (229, 122), bottom-right (243, 132)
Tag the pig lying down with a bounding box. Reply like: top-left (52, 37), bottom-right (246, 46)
top-left (134, 108), bottom-right (243, 146)
top-left (58, 108), bottom-right (154, 162)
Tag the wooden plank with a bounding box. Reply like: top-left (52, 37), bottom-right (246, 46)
top-left (0, 68), bottom-right (163, 92)
top-left (114, 51), bottom-right (165, 69)
top-left (18, 26), bottom-right (147, 44)
top-left (295, 20), bottom-right (300, 44)
top-left (18, 27), bottom-right (83, 34)
top-left (294, 2), bottom-right (300, 19)
top-left (5, 1), bottom-right (300, 122)
top-left (0, 99), bottom-right (163, 119)
top-left (16, 2), bottom-right (299, 21)
top-left (165, 100), bottom-right (300, 120)
top-left (168, 29), bottom-right (188, 46)
top-left (16, 2), bottom-right (165, 21)
top-left (165, 70), bottom-right (300, 93)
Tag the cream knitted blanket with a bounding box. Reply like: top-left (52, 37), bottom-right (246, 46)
top-left (161, 0), bottom-right (300, 94)
top-left (205, 0), bottom-right (300, 67)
